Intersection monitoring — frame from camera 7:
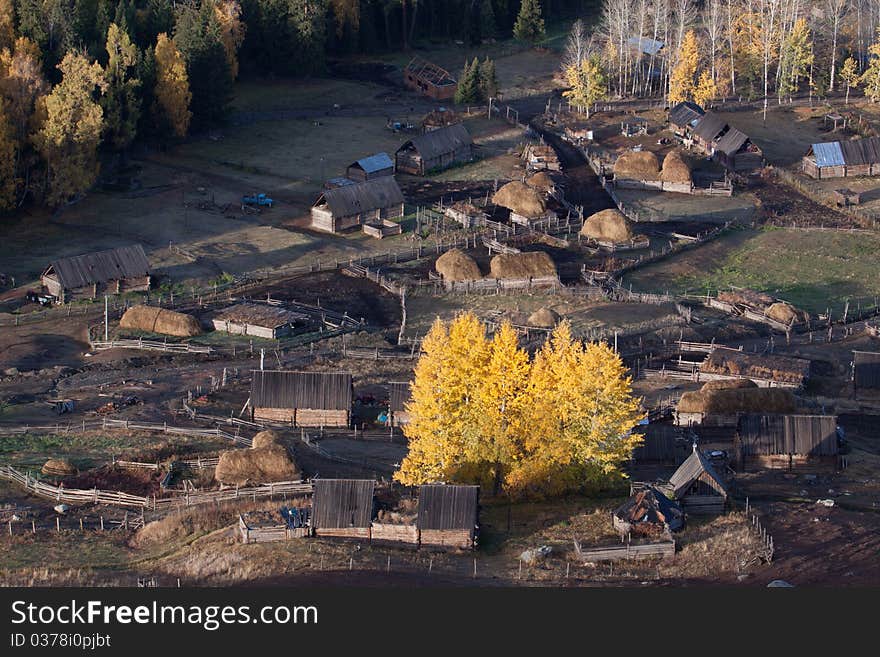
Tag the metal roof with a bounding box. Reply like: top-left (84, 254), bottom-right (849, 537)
top-left (810, 141), bottom-right (845, 167)
top-left (737, 414), bottom-right (839, 456)
top-left (715, 126), bottom-right (750, 155)
top-left (668, 449), bottom-right (727, 498)
top-left (250, 370), bottom-right (352, 410)
top-left (692, 112), bottom-right (727, 142)
top-left (350, 152), bottom-right (394, 174)
top-left (389, 381), bottom-right (412, 412)
top-left (627, 37), bottom-right (665, 55)
top-left (854, 351), bottom-right (880, 390)
top-left (46, 244), bottom-right (149, 290)
top-left (312, 479), bottom-right (375, 528)
top-left (314, 177), bottom-right (403, 218)
top-left (398, 123), bottom-right (473, 161)
top-left (669, 101), bottom-right (705, 128)
top-left (417, 485), bottom-right (479, 530)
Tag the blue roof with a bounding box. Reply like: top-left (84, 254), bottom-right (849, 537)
top-left (628, 37), bottom-right (665, 56)
top-left (811, 142), bottom-right (845, 167)
top-left (352, 152), bottom-right (394, 174)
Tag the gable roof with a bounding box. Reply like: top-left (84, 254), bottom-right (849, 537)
top-left (839, 136), bottom-right (880, 165)
top-left (250, 370), bottom-right (352, 410)
top-left (314, 177), bottom-right (403, 217)
top-left (417, 484), bottom-right (479, 530)
top-left (404, 57), bottom-right (456, 86)
top-left (809, 141), bottom-right (846, 167)
top-left (854, 351), bottom-right (880, 390)
top-left (398, 123), bottom-right (473, 161)
top-left (349, 152), bottom-right (394, 174)
top-left (312, 479), bottom-right (375, 528)
top-left (46, 245), bottom-right (150, 289)
top-left (715, 126), bottom-right (750, 155)
top-left (669, 101), bottom-right (705, 128)
top-left (692, 112), bottom-right (727, 142)
top-left (668, 448), bottom-right (727, 498)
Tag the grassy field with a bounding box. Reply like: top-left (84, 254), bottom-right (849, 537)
top-left (625, 226), bottom-right (880, 313)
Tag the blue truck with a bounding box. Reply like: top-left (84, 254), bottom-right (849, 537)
top-left (241, 193), bottom-right (274, 208)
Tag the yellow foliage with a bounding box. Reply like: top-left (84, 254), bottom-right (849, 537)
top-left (154, 33), bottom-right (192, 138)
top-left (562, 55), bottom-right (607, 116)
top-left (213, 0), bottom-right (246, 80)
top-left (693, 70), bottom-right (717, 107)
top-left (669, 30), bottom-right (699, 104)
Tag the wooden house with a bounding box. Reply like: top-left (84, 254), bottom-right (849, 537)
top-left (713, 126), bottom-right (763, 173)
top-left (310, 177), bottom-right (404, 234)
top-left (346, 153), bottom-right (394, 182)
top-left (41, 244), bottom-right (150, 303)
top-left (250, 370), bottom-right (352, 427)
top-left (311, 479), bottom-right (375, 539)
top-left (613, 486), bottom-right (683, 537)
top-left (388, 381), bottom-right (412, 427)
top-left (736, 414), bottom-right (839, 470)
top-left (417, 484), bottom-right (479, 550)
top-left (667, 447), bottom-right (728, 514)
top-left (853, 351), bottom-right (880, 399)
top-left (691, 111), bottom-right (727, 152)
top-left (395, 124), bottom-right (473, 175)
top-left (403, 57), bottom-right (457, 100)
top-left (803, 137), bottom-right (880, 179)
top-left (668, 101), bottom-right (705, 135)
top-left (212, 303), bottom-right (308, 339)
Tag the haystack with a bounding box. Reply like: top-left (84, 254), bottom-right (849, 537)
top-left (528, 307), bottom-right (561, 327)
top-left (492, 181), bottom-right (546, 218)
top-left (435, 249), bottom-right (482, 281)
top-left (580, 208), bottom-right (634, 242)
top-left (660, 149), bottom-right (692, 184)
top-left (700, 378), bottom-right (758, 392)
top-left (215, 433), bottom-right (299, 486)
top-left (677, 386), bottom-right (797, 416)
top-left (701, 349), bottom-right (811, 384)
top-left (766, 302), bottom-right (808, 326)
top-left (41, 458), bottom-right (76, 477)
top-left (525, 171), bottom-right (555, 194)
top-left (119, 305), bottom-right (202, 337)
top-left (718, 289), bottom-right (775, 310)
top-left (489, 252), bottom-right (557, 279)
top-left (614, 150), bottom-right (660, 180)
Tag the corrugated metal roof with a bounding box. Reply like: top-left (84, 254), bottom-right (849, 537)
top-left (47, 244), bottom-right (150, 290)
top-left (692, 112), bottom-right (727, 142)
top-left (389, 381), bottom-right (411, 412)
top-left (854, 351), bottom-right (880, 390)
top-left (350, 152), bottom-right (394, 174)
top-left (417, 485), bottom-right (479, 530)
top-left (668, 449), bottom-right (727, 498)
top-left (312, 479), bottom-right (375, 528)
top-left (398, 123), bottom-right (473, 161)
top-left (839, 136), bottom-right (880, 165)
top-left (715, 127), bottom-right (749, 155)
top-left (737, 414), bottom-right (839, 456)
top-left (810, 141), bottom-right (845, 167)
top-left (627, 37), bottom-right (665, 55)
top-left (250, 370), bottom-right (352, 410)
top-left (314, 177), bottom-right (403, 218)
top-left (669, 101), bottom-right (705, 128)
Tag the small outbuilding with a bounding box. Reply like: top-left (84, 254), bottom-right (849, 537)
top-left (388, 381), bottom-right (412, 427)
top-left (213, 303), bottom-right (308, 339)
top-left (736, 414), bottom-right (839, 470)
top-left (250, 370), bottom-right (352, 427)
top-left (403, 57), bottom-right (457, 100)
top-left (853, 350), bottom-right (880, 399)
top-left (395, 123), bottom-right (473, 175)
top-left (803, 137), bottom-right (880, 179)
top-left (310, 177), bottom-right (404, 234)
top-left (417, 484), bottom-right (479, 550)
top-left (667, 447), bottom-right (728, 514)
top-left (613, 486), bottom-right (683, 537)
top-left (311, 479), bottom-right (376, 539)
top-left (41, 244), bottom-right (150, 303)
top-left (668, 101), bottom-right (705, 132)
top-left (346, 152), bottom-right (394, 182)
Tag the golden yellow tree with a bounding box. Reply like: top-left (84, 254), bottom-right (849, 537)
top-left (0, 0), bottom-right (14, 52)
top-left (0, 98), bottom-right (16, 211)
top-left (840, 57), bottom-right (859, 104)
top-left (693, 70), bottom-right (717, 107)
top-left (213, 0), bottom-right (246, 80)
top-left (563, 55), bottom-right (607, 116)
top-left (669, 30), bottom-right (699, 104)
top-left (863, 27), bottom-right (880, 103)
top-left (154, 33), bottom-right (192, 138)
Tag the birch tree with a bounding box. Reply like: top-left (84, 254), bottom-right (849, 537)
top-left (825, 0), bottom-right (849, 91)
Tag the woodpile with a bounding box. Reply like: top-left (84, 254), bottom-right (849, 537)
top-left (119, 305), bottom-right (202, 337)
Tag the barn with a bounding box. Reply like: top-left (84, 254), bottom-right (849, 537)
top-left (310, 177), bottom-right (404, 234)
top-left (803, 137), bottom-right (880, 179)
top-left (346, 152), bottom-right (394, 182)
top-left (668, 101), bottom-right (705, 133)
top-left (713, 126), bottom-right (764, 173)
top-left (736, 414), bottom-right (840, 470)
top-left (417, 484), bottom-right (479, 550)
top-left (403, 57), bottom-right (457, 100)
top-left (311, 479), bottom-right (375, 539)
top-left (666, 447), bottom-right (728, 514)
top-left (212, 303), bottom-right (308, 339)
top-left (388, 381), bottom-right (412, 427)
top-left (395, 123), bottom-right (474, 175)
top-left (250, 370), bottom-right (352, 427)
top-left (853, 351), bottom-right (880, 398)
top-left (691, 111), bottom-right (727, 152)
top-left (41, 244), bottom-right (150, 303)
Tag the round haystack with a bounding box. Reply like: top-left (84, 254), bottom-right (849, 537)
top-left (613, 149), bottom-right (660, 180)
top-left (41, 458), bottom-right (77, 477)
top-left (251, 429), bottom-right (283, 450)
top-left (435, 249), bottom-right (482, 282)
top-left (527, 307), bottom-right (561, 328)
top-left (525, 171), bottom-right (555, 193)
top-left (119, 305), bottom-right (202, 337)
top-left (489, 252), bottom-right (558, 279)
top-left (492, 181), bottom-right (546, 218)
top-left (766, 302), bottom-right (807, 326)
top-left (677, 386), bottom-right (796, 416)
top-left (215, 438), bottom-right (299, 486)
top-left (580, 208), bottom-right (634, 242)
top-left (699, 378), bottom-right (758, 392)
top-left (660, 149), bottom-right (692, 184)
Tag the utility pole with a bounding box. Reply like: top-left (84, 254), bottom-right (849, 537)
top-left (104, 295), bottom-right (109, 341)
top-left (260, 349), bottom-right (265, 371)
top-left (487, 97), bottom-right (493, 119)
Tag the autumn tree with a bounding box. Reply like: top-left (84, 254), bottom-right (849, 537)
top-left (0, 0), bottom-right (14, 52)
top-left (0, 99), bottom-right (16, 211)
top-left (561, 18), bottom-right (587, 76)
top-left (513, 0), bottom-right (545, 44)
top-left (213, 0), bottom-right (246, 80)
top-left (777, 18), bottom-right (812, 104)
top-left (693, 69), bottom-right (717, 107)
top-left (840, 56), bottom-right (859, 104)
top-left (563, 54), bottom-right (607, 116)
top-left (862, 28), bottom-right (880, 103)
top-left (102, 22), bottom-right (141, 152)
top-left (35, 51), bottom-right (107, 206)
top-left (669, 29), bottom-right (699, 104)
top-left (153, 32), bottom-right (191, 138)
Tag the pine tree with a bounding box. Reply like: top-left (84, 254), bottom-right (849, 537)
top-left (669, 29), bottom-right (699, 104)
top-left (288, 0), bottom-right (327, 76)
top-left (563, 54), bottom-right (607, 116)
top-left (479, 56), bottom-right (498, 99)
top-left (512, 0), bottom-right (544, 44)
top-left (0, 98), bottom-right (17, 211)
top-left (15, 0), bottom-right (48, 55)
top-left (102, 22), bottom-right (141, 151)
top-left (454, 58), bottom-right (482, 104)
top-left (693, 70), bottom-right (717, 107)
top-left (479, 0), bottom-right (497, 43)
top-left (153, 32), bottom-right (191, 137)
top-left (840, 57), bottom-right (859, 105)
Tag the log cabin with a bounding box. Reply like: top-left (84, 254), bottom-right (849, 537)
top-left (250, 370), bottom-right (352, 427)
top-left (403, 57), bottom-right (457, 100)
top-left (346, 152), bottom-right (395, 182)
top-left (212, 303), bottom-right (308, 339)
top-left (310, 177), bottom-right (404, 234)
top-left (41, 244), bottom-right (150, 303)
top-left (803, 137), bottom-right (880, 179)
top-left (853, 351), bottom-right (880, 399)
top-left (395, 123), bottom-right (473, 175)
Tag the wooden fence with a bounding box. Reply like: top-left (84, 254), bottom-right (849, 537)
top-left (573, 538), bottom-right (676, 562)
top-left (89, 339), bottom-right (213, 354)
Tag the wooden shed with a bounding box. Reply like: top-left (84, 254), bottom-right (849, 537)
top-left (803, 137), bottom-right (880, 179)
top-left (668, 101), bottom-right (705, 133)
top-left (713, 126), bottom-right (764, 173)
top-left (310, 177), bottom-right (404, 234)
top-left (346, 153), bottom-right (394, 182)
top-left (41, 244), bottom-right (150, 303)
top-left (613, 486), bottom-right (683, 537)
top-left (403, 57), bottom-right (457, 100)
top-left (417, 484), bottom-right (479, 550)
top-left (311, 479), bottom-right (375, 539)
top-left (250, 370), bottom-right (352, 427)
top-left (667, 447), bottom-right (728, 514)
top-left (854, 351), bottom-right (880, 398)
top-left (632, 423), bottom-right (685, 464)
top-left (395, 124), bottom-right (473, 175)
top-left (736, 414), bottom-right (839, 470)
top-left (388, 381), bottom-right (412, 427)
top-left (212, 303), bottom-right (308, 339)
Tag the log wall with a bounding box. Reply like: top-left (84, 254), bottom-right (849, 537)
top-left (370, 523), bottom-right (419, 544)
top-left (419, 528), bottom-right (474, 550)
top-left (314, 527), bottom-right (371, 539)
top-left (253, 407), bottom-right (349, 427)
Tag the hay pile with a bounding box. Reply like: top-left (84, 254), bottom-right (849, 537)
top-left (119, 305), bottom-right (202, 337)
top-left (701, 349), bottom-right (810, 384)
top-left (215, 430), bottom-right (299, 486)
top-left (700, 378), bottom-right (758, 392)
top-left (525, 171), bottom-right (555, 193)
top-left (41, 459), bottom-right (76, 477)
top-left (660, 149), bottom-right (692, 184)
top-left (435, 249), bottom-right (482, 281)
top-left (677, 385), bottom-right (797, 415)
top-left (766, 302), bottom-right (808, 326)
top-left (614, 149), bottom-right (660, 180)
top-left (492, 181), bottom-right (546, 217)
top-left (528, 307), bottom-right (561, 327)
top-left (718, 289), bottom-right (775, 309)
top-left (489, 251), bottom-right (557, 279)
top-left (580, 208), bottom-right (634, 242)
